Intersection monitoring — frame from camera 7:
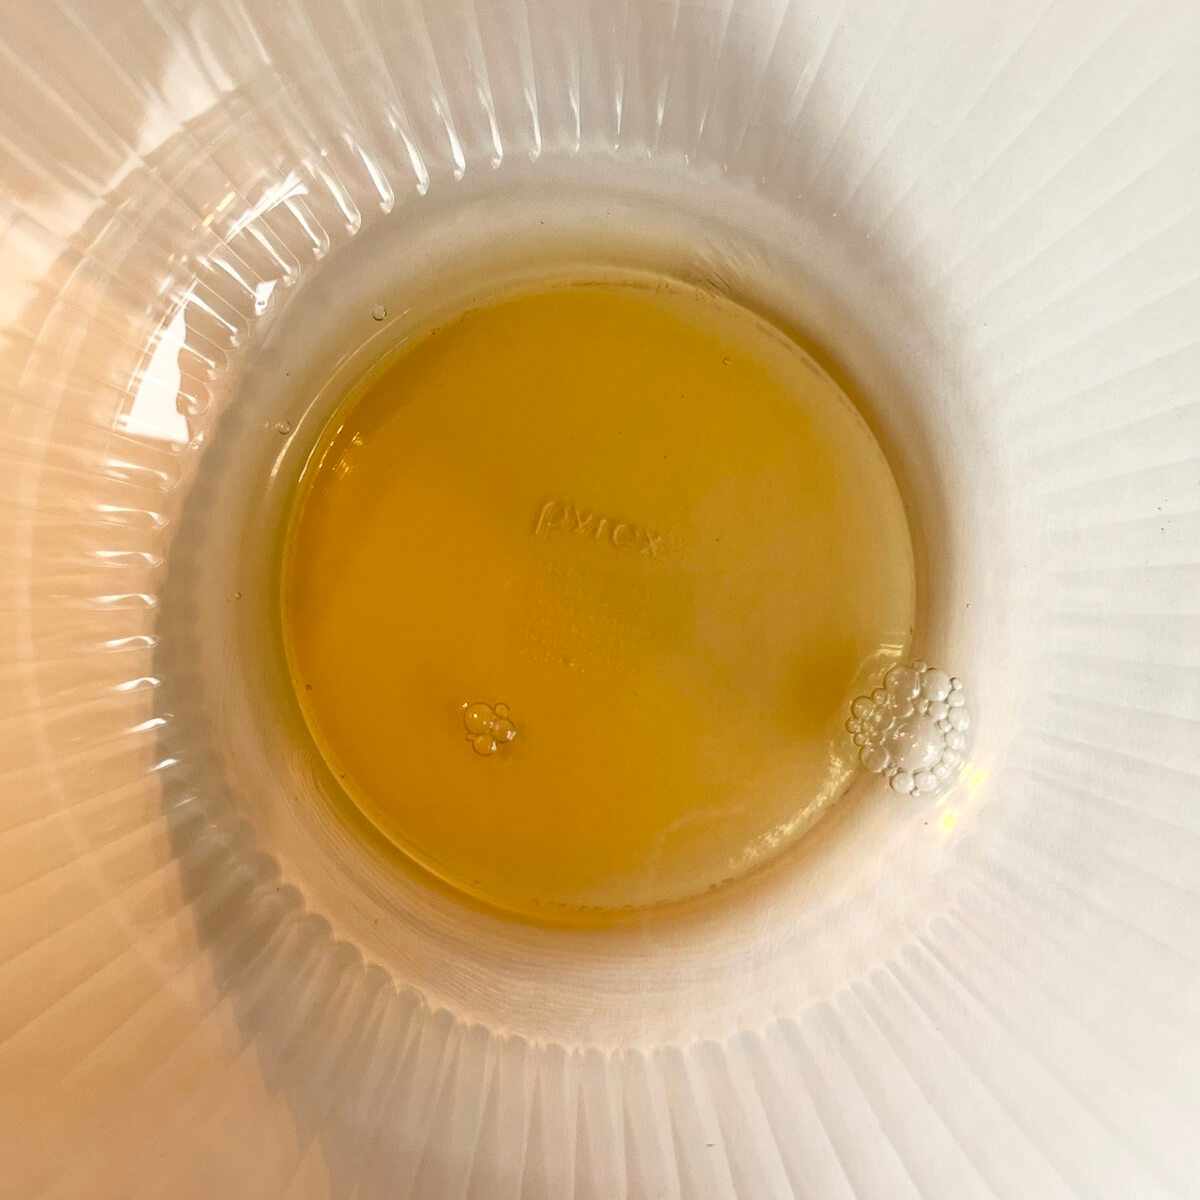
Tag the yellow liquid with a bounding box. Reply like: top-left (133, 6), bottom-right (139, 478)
top-left (283, 277), bottom-right (914, 920)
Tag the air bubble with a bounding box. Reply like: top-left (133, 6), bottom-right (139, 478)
top-left (371, 303), bottom-right (387, 321)
top-left (860, 744), bottom-right (889, 773)
top-left (885, 665), bottom-right (920, 699)
top-left (844, 659), bottom-right (971, 801)
top-left (463, 699), bottom-right (517, 753)
top-left (463, 705), bottom-right (493, 735)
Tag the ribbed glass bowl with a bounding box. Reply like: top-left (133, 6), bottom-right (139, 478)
top-left (2, 1), bottom-right (1198, 1196)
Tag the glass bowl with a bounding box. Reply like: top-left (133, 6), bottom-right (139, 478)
top-left (2, 0), bottom-right (1198, 1196)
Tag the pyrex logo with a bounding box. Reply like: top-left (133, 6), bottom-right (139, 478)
top-left (533, 499), bottom-right (663, 557)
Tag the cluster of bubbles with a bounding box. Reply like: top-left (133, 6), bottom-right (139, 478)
top-left (462, 701), bottom-right (517, 756)
top-left (847, 662), bottom-right (970, 796)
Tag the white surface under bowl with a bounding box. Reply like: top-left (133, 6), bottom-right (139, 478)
top-left (1, 0), bottom-right (1198, 1197)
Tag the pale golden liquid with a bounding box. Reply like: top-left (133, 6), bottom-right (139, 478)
top-left (283, 277), bottom-right (914, 920)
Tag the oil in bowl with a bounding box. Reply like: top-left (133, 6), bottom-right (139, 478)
top-left (282, 275), bottom-right (915, 921)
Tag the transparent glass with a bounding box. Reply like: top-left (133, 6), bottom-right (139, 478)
top-left (1, 0), bottom-right (1198, 1196)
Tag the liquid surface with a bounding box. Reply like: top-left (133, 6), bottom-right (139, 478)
top-left (283, 278), bottom-right (914, 919)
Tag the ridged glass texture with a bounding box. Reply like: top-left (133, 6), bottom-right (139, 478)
top-left (1, 1), bottom-right (1198, 1196)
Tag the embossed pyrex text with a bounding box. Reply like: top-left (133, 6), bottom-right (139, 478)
top-left (533, 499), bottom-right (663, 557)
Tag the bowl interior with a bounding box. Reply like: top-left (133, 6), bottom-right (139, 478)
top-left (2, 1), bottom-right (1198, 1197)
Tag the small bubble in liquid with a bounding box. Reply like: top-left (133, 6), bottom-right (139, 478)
top-left (463, 703), bottom-right (495, 734)
top-left (860, 744), bottom-right (889, 773)
top-left (371, 303), bottom-right (387, 321)
top-left (921, 669), bottom-right (951, 702)
top-left (885, 665), bottom-right (921, 699)
top-left (274, 420), bottom-right (292, 435)
top-left (463, 700), bottom-right (516, 753)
